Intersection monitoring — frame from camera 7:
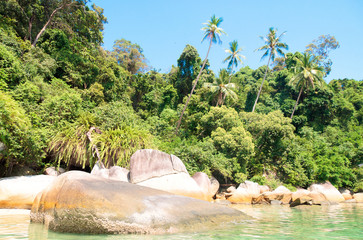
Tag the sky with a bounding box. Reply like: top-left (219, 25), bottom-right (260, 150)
top-left (92, 0), bottom-right (363, 82)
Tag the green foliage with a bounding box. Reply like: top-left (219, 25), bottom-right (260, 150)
top-left (112, 38), bottom-right (148, 74)
top-left (0, 91), bottom-right (45, 176)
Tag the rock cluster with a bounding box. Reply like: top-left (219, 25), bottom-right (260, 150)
top-left (220, 181), bottom-right (356, 207)
top-left (91, 149), bottom-right (218, 201)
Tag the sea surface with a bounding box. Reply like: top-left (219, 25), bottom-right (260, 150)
top-left (1, 203), bottom-right (362, 239)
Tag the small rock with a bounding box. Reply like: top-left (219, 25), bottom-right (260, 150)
top-left (45, 167), bottom-right (65, 176)
top-left (271, 200), bottom-right (282, 205)
top-left (290, 196), bottom-right (313, 207)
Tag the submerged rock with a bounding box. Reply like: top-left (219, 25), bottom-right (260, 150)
top-left (31, 171), bottom-right (246, 234)
top-left (0, 175), bottom-right (55, 209)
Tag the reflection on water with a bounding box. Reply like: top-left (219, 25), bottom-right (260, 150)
top-left (1, 204), bottom-right (362, 240)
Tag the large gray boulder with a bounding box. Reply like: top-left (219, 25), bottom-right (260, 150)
top-left (31, 171), bottom-right (246, 234)
top-left (129, 149), bottom-right (208, 201)
top-left (129, 149), bottom-right (188, 183)
top-left (0, 175), bottom-right (56, 209)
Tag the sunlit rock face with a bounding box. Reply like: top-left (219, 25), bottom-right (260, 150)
top-left (130, 149), bottom-right (209, 201)
top-left (0, 175), bottom-right (56, 209)
top-left (308, 182), bottom-right (345, 203)
top-left (30, 171), bottom-right (247, 234)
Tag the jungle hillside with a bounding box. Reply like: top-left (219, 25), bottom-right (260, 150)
top-left (0, 0), bottom-right (362, 192)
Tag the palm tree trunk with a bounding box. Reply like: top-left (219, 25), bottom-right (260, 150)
top-left (223, 62), bottom-right (234, 102)
top-left (291, 85), bottom-right (304, 119)
top-left (175, 39), bottom-right (212, 135)
top-left (252, 54), bottom-right (272, 112)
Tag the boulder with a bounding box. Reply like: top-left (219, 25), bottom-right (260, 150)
top-left (308, 191), bottom-right (328, 205)
top-left (31, 171), bottom-right (247, 234)
top-left (227, 187), bottom-right (252, 204)
top-left (91, 161), bottom-right (109, 179)
top-left (342, 193), bottom-right (353, 201)
top-left (308, 182), bottom-right (345, 203)
top-left (45, 167), bottom-right (65, 176)
top-left (260, 186), bottom-right (292, 205)
top-left (209, 176), bottom-right (220, 197)
top-left (290, 196), bottom-right (313, 207)
top-left (137, 172), bottom-right (209, 201)
top-left (292, 189), bottom-right (310, 202)
top-left (108, 166), bottom-right (129, 182)
top-left (226, 186), bottom-right (236, 193)
top-left (226, 181), bottom-right (263, 204)
top-left (274, 186), bottom-right (291, 193)
top-left (0, 175), bottom-right (56, 209)
top-left (129, 149), bottom-right (188, 183)
top-left (353, 193), bottom-right (363, 203)
top-left (259, 185), bottom-right (270, 194)
top-left (192, 172), bottom-right (214, 200)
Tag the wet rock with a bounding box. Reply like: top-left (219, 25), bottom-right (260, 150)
top-left (290, 196), bottom-right (313, 207)
top-left (31, 171), bottom-right (247, 234)
top-left (0, 175), bottom-right (56, 209)
top-left (308, 182), bottom-right (345, 203)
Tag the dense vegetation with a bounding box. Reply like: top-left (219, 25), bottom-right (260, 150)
top-left (0, 0), bottom-right (362, 191)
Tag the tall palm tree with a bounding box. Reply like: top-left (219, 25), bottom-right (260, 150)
top-left (204, 69), bottom-right (237, 106)
top-left (290, 53), bottom-right (324, 118)
top-left (223, 40), bottom-right (244, 101)
top-left (223, 40), bottom-right (245, 83)
top-left (252, 27), bottom-right (288, 112)
top-left (175, 15), bottom-right (226, 134)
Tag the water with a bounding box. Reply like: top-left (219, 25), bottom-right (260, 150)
top-left (1, 204), bottom-right (362, 239)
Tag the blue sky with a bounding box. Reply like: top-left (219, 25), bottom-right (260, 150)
top-left (92, 0), bottom-right (363, 82)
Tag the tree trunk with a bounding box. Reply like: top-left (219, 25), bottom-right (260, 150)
top-left (291, 85), bottom-right (304, 119)
top-left (86, 126), bottom-right (105, 168)
top-left (175, 39), bottom-right (213, 135)
top-left (223, 61), bottom-right (234, 102)
top-left (32, 2), bottom-right (74, 47)
top-left (252, 54), bottom-right (272, 112)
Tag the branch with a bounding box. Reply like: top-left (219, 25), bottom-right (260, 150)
top-left (32, 2), bottom-right (76, 47)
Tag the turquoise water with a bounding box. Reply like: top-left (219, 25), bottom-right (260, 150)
top-left (1, 203), bottom-right (362, 239)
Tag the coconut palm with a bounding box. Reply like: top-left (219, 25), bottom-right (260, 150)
top-left (175, 15), bottom-right (226, 134)
top-left (252, 27), bottom-right (288, 112)
top-left (290, 53), bottom-right (324, 118)
top-left (223, 40), bottom-right (245, 82)
top-left (204, 69), bottom-right (237, 106)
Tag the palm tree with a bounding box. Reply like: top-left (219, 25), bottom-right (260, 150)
top-left (204, 69), bottom-right (237, 106)
top-left (252, 27), bottom-right (288, 112)
top-left (223, 40), bottom-right (245, 83)
top-left (290, 53), bottom-right (324, 118)
top-left (223, 40), bottom-right (244, 101)
top-left (175, 15), bottom-right (226, 134)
